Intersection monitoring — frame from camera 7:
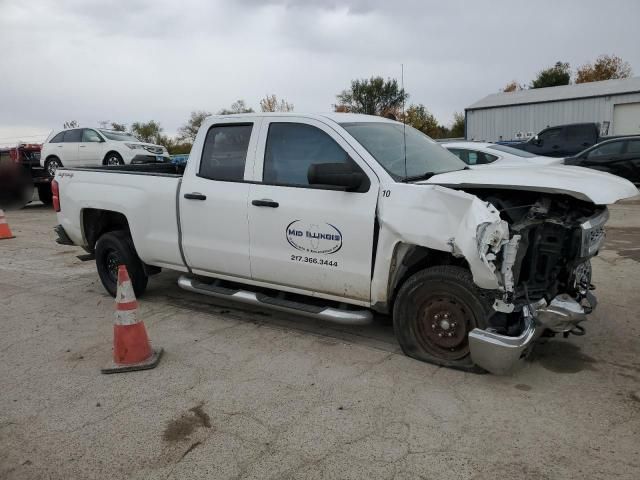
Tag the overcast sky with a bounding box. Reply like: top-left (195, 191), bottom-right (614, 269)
top-left (1, 0), bottom-right (639, 144)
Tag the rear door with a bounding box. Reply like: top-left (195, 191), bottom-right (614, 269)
top-left (78, 129), bottom-right (105, 165)
top-left (247, 118), bottom-right (378, 302)
top-left (61, 129), bottom-right (82, 166)
top-left (179, 119), bottom-right (260, 279)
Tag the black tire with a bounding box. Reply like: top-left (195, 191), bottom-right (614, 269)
top-left (37, 184), bottom-right (53, 205)
top-left (104, 152), bottom-right (124, 166)
top-left (95, 230), bottom-right (148, 298)
top-left (393, 265), bottom-right (494, 371)
top-left (45, 157), bottom-right (62, 177)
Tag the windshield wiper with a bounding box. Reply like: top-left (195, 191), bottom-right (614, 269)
top-left (401, 171), bottom-right (436, 183)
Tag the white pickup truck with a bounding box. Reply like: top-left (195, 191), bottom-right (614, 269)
top-left (53, 113), bottom-right (637, 374)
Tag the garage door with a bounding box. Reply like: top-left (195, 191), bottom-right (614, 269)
top-left (613, 102), bottom-right (640, 135)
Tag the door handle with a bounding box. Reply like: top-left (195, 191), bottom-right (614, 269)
top-left (184, 192), bottom-right (207, 200)
top-left (252, 199), bottom-right (279, 208)
top-left (552, 145), bottom-right (559, 149)
top-left (79, 145), bottom-right (86, 148)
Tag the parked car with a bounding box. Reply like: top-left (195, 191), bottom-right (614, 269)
top-left (52, 113), bottom-right (637, 374)
top-left (442, 141), bottom-right (562, 167)
top-left (564, 136), bottom-right (640, 185)
top-left (0, 143), bottom-right (52, 209)
top-left (501, 122), bottom-right (630, 158)
top-left (40, 128), bottom-right (170, 176)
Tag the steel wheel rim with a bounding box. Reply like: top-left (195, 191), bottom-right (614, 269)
top-left (105, 249), bottom-right (121, 284)
top-left (47, 161), bottom-right (59, 176)
top-left (415, 295), bottom-right (472, 360)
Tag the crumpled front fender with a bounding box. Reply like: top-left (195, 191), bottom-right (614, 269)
top-left (371, 184), bottom-right (512, 306)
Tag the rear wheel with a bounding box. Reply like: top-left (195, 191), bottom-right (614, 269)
top-left (104, 152), bottom-right (124, 166)
top-left (37, 184), bottom-right (53, 206)
top-left (393, 265), bottom-right (493, 371)
top-left (95, 230), bottom-right (148, 297)
top-left (45, 157), bottom-right (62, 177)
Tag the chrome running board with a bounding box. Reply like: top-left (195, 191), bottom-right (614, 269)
top-left (177, 275), bottom-right (373, 326)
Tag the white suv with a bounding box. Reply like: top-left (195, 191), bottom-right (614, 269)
top-left (40, 128), bottom-right (170, 176)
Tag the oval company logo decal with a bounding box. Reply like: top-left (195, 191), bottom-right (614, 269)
top-left (286, 220), bottom-right (342, 255)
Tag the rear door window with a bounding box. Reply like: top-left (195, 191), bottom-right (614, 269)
top-left (199, 124), bottom-right (253, 182)
top-left (625, 140), bottom-right (640, 154)
top-left (63, 129), bottom-right (82, 142)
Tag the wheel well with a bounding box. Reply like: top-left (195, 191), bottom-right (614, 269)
top-left (103, 151), bottom-right (122, 164)
top-left (387, 244), bottom-right (470, 311)
top-left (82, 209), bottom-right (130, 252)
top-left (45, 155), bottom-right (60, 163)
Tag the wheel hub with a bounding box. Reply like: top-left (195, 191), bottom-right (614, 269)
top-left (417, 297), bottom-right (470, 357)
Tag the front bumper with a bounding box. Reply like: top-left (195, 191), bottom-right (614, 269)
top-left (131, 154), bottom-right (171, 164)
top-left (468, 293), bottom-right (595, 375)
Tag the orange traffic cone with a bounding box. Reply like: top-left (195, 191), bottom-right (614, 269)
top-left (101, 265), bottom-right (163, 374)
top-left (0, 209), bottom-right (15, 240)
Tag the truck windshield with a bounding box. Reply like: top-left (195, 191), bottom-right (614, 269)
top-left (99, 130), bottom-right (139, 142)
top-left (488, 144), bottom-right (537, 158)
top-left (341, 122), bottom-right (466, 180)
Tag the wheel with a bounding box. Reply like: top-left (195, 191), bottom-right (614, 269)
top-left (392, 265), bottom-right (493, 371)
top-left (104, 152), bottom-right (124, 166)
top-left (45, 157), bottom-right (62, 177)
top-left (95, 230), bottom-right (148, 298)
top-left (37, 184), bottom-right (53, 205)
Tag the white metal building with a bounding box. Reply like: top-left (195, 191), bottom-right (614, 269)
top-left (465, 77), bottom-right (640, 142)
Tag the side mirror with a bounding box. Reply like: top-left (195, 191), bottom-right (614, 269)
top-left (308, 162), bottom-right (365, 191)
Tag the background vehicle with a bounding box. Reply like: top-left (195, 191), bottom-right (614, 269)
top-left (501, 122), bottom-right (631, 157)
top-left (40, 128), bottom-right (170, 176)
top-left (0, 143), bottom-right (51, 209)
top-left (443, 141), bottom-right (562, 167)
top-left (52, 113), bottom-right (637, 374)
top-left (564, 136), bottom-right (640, 184)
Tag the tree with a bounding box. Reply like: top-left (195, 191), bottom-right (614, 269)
top-left (530, 61), bottom-right (571, 89)
top-left (449, 112), bottom-right (465, 138)
top-left (63, 120), bottom-right (79, 128)
top-left (178, 110), bottom-right (211, 142)
top-left (576, 54), bottom-right (632, 84)
top-left (502, 81), bottom-right (523, 92)
top-left (335, 76), bottom-right (408, 117)
top-left (130, 120), bottom-right (163, 143)
top-left (260, 94), bottom-right (294, 112)
top-left (110, 122), bottom-right (126, 132)
top-left (217, 100), bottom-right (254, 115)
top-left (402, 104), bottom-right (441, 138)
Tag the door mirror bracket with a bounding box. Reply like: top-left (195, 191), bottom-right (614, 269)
top-left (307, 162), bottom-right (366, 192)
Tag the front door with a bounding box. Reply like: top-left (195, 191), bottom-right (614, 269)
top-left (248, 118), bottom-right (378, 302)
top-left (78, 129), bottom-right (105, 164)
top-left (179, 120), bottom-right (260, 279)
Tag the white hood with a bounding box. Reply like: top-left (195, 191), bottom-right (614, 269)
top-left (425, 165), bottom-right (638, 205)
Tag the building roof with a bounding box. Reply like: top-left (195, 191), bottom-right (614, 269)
top-left (467, 76), bottom-right (640, 110)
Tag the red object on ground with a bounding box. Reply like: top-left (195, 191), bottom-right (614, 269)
top-left (101, 265), bottom-right (163, 374)
top-left (0, 209), bottom-right (15, 240)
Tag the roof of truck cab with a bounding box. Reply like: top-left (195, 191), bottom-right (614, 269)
top-left (208, 112), bottom-right (398, 124)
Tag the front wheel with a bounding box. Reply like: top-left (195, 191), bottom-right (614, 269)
top-left (104, 152), bottom-right (124, 166)
top-left (95, 230), bottom-right (148, 297)
top-left (393, 265), bottom-right (493, 371)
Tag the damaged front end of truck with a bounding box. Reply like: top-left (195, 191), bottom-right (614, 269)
top-left (464, 192), bottom-right (608, 374)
